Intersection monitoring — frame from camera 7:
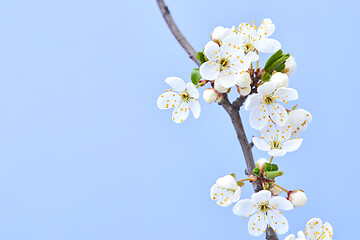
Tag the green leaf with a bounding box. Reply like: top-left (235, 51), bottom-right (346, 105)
top-left (271, 164), bottom-right (278, 171)
top-left (261, 71), bottom-right (271, 82)
top-left (266, 54), bottom-right (290, 73)
top-left (265, 163), bottom-right (279, 172)
top-left (264, 50), bottom-right (283, 69)
top-left (253, 168), bottom-right (260, 176)
top-left (264, 171), bottom-right (283, 179)
top-left (197, 51), bottom-right (207, 65)
top-left (191, 68), bottom-right (201, 85)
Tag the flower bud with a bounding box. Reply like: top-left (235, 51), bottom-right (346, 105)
top-left (236, 72), bottom-right (251, 87)
top-left (211, 26), bottom-right (233, 44)
top-left (203, 88), bottom-right (218, 104)
top-left (237, 85), bottom-right (251, 96)
top-left (288, 109), bottom-right (307, 127)
top-left (288, 190), bottom-right (307, 207)
top-left (282, 56), bottom-right (296, 76)
top-left (214, 80), bottom-right (229, 93)
top-left (270, 72), bottom-right (289, 88)
top-left (270, 185), bottom-right (282, 196)
top-left (256, 158), bottom-right (269, 173)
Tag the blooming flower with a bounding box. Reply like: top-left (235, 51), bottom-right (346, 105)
top-left (233, 190), bottom-right (293, 236)
top-left (234, 19), bottom-right (281, 62)
top-left (285, 218), bottom-right (333, 240)
top-left (253, 121), bottom-right (303, 157)
top-left (210, 175), bottom-right (241, 207)
top-left (200, 34), bottom-right (251, 89)
top-left (245, 81), bottom-right (298, 130)
top-left (288, 109), bottom-right (312, 137)
top-left (211, 26), bottom-right (233, 45)
top-left (157, 77), bottom-right (200, 123)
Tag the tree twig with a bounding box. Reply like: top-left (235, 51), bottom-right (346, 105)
top-left (156, 1), bottom-right (278, 239)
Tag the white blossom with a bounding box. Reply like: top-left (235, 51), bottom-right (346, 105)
top-left (157, 77), bottom-right (200, 123)
top-left (245, 81), bottom-right (298, 130)
top-left (203, 88), bottom-right (222, 103)
top-left (288, 109), bottom-right (312, 137)
top-left (270, 72), bottom-right (289, 88)
top-left (234, 19), bottom-right (281, 62)
top-left (210, 175), bottom-right (241, 207)
top-left (253, 121), bottom-right (303, 157)
top-left (233, 190), bottom-right (293, 236)
top-left (285, 218), bottom-right (333, 240)
top-left (200, 34), bottom-right (251, 89)
top-left (288, 190), bottom-right (307, 207)
top-left (211, 26), bottom-right (233, 44)
top-left (283, 56), bottom-right (297, 76)
top-left (236, 72), bottom-right (252, 96)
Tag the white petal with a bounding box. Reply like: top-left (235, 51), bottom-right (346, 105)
top-left (274, 87), bottom-right (298, 101)
top-left (214, 79), bottom-right (229, 93)
top-left (186, 82), bottom-right (199, 99)
top-left (252, 190), bottom-right (271, 203)
top-left (220, 34), bottom-right (245, 56)
top-left (199, 61), bottom-right (220, 80)
top-left (245, 94), bottom-right (262, 110)
top-left (216, 175), bottom-right (237, 189)
top-left (323, 222), bottom-right (333, 239)
top-left (268, 149), bottom-right (287, 157)
top-left (258, 18), bottom-right (275, 38)
top-left (305, 218), bottom-right (323, 240)
top-left (258, 81), bottom-right (276, 96)
top-left (284, 234), bottom-right (296, 240)
top-left (249, 107), bottom-right (268, 130)
top-left (204, 41), bottom-right (220, 61)
top-left (248, 211), bottom-right (267, 236)
top-left (157, 91), bottom-right (181, 109)
top-left (172, 101), bottom-right (190, 123)
top-left (253, 137), bottom-right (271, 151)
top-left (230, 55), bottom-right (251, 72)
top-left (210, 184), bottom-right (233, 207)
top-left (282, 139), bottom-right (303, 152)
top-left (297, 231), bottom-right (306, 239)
top-left (232, 186), bottom-right (242, 202)
top-left (236, 72), bottom-right (251, 87)
top-left (233, 199), bottom-right (257, 217)
top-left (165, 77), bottom-right (186, 92)
top-left (190, 99), bottom-right (201, 119)
top-left (267, 210), bottom-right (289, 234)
top-left (255, 38), bottom-right (281, 53)
top-left (247, 51), bottom-right (259, 62)
top-left (269, 103), bottom-right (288, 126)
top-left (270, 196), bottom-right (294, 210)
top-left (216, 70), bottom-right (237, 88)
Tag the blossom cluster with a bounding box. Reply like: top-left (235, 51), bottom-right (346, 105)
top-left (157, 18), bottom-right (332, 239)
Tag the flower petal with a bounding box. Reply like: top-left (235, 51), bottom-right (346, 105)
top-left (216, 175), bottom-right (237, 189)
top-left (269, 103), bottom-right (288, 126)
top-left (252, 190), bottom-right (271, 203)
top-left (305, 218), bottom-right (323, 240)
top-left (249, 107), bottom-right (268, 130)
top-left (282, 139), bottom-right (303, 152)
top-left (233, 199), bottom-right (257, 217)
top-left (186, 82), bottom-right (199, 99)
top-left (232, 186), bottom-right (242, 203)
top-left (253, 137), bottom-right (271, 151)
top-left (216, 70), bottom-right (237, 88)
top-left (247, 51), bottom-right (259, 62)
top-left (255, 38), bottom-right (281, 53)
top-left (258, 18), bottom-right (275, 38)
top-left (274, 87), bottom-right (298, 101)
top-left (199, 61), bottom-right (220, 80)
top-left (165, 77), bottom-right (186, 92)
top-left (323, 222), bottom-right (333, 239)
top-left (284, 234), bottom-right (295, 240)
top-left (270, 196), bottom-right (294, 210)
top-left (172, 101), bottom-right (190, 123)
top-left (268, 149), bottom-right (287, 157)
top-left (245, 94), bottom-right (262, 110)
top-left (157, 91), bottom-right (181, 110)
top-left (248, 211), bottom-right (267, 236)
top-left (220, 34), bottom-right (245, 56)
top-left (189, 99), bottom-right (201, 119)
top-left (204, 41), bottom-right (221, 61)
top-left (267, 210), bottom-right (289, 235)
top-left (258, 81), bottom-right (276, 95)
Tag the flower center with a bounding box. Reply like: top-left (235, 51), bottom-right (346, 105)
top-left (270, 140), bottom-right (282, 149)
top-left (243, 42), bottom-right (255, 53)
top-left (263, 95), bottom-right (275, 105)
top-left (219, 57), bottom-right (230, 71)
top-left (258, 201), bottom-right (271, 213)
top-left (179, 89), bottom-right (192, 103)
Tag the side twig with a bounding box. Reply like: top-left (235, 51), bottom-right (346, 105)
top-left (156, 1), bottom-right (278, 239)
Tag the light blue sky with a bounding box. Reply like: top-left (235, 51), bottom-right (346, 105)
top-left (0, 0), bottom-right (357, 239)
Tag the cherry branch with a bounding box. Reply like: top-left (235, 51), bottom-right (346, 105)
top-left (156, 1), bottom-right (278, 239)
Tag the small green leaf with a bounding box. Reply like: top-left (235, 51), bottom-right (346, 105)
top-left (266, 54), bottom-right (290, 73)
top-left (265, 171), bottom-right (283, 179)
top-left (237, 181), bottom-right (244, 187)
top-left (230, 173), bottom-right (236, 179)
top-left (271, 164), bottom-right (278, 171)
top-left (197, 51), bottom-right (207, 65)
top-left (261, 71), bottom-right (271, 82)
top-left (253, 168), bottom-right (260, 176)
top-left (264, 50), bottom-right (283, 69)
top-left (191, 68), bottom-right (201, 85)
